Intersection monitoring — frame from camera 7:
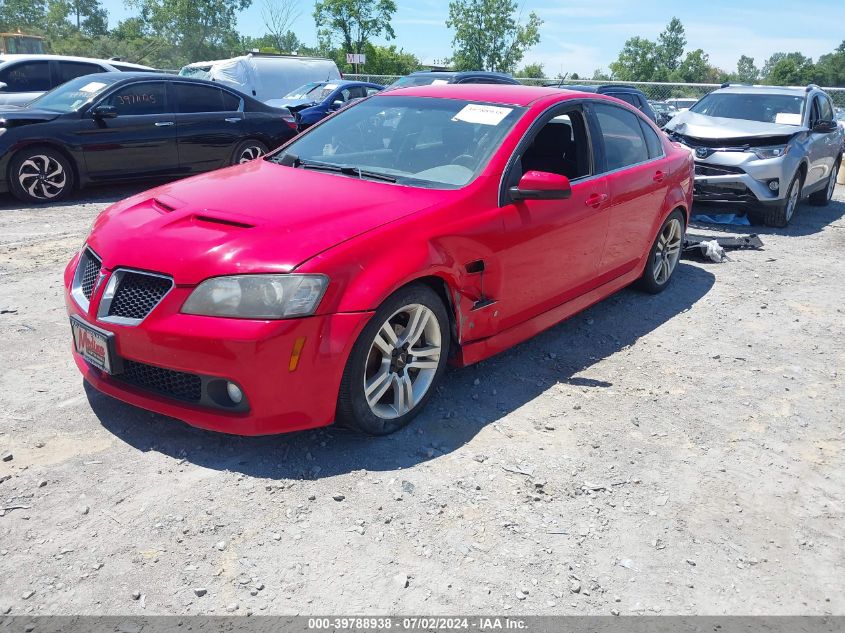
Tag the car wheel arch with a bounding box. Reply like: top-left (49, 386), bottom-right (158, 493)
top-left (8, 141), bottom-right (81, 190)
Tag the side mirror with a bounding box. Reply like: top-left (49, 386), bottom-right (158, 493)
top-left (0, 82), bottom-right (7, 91)
top-left (509, 170), bottom-right (572, 201)
top-left (812, 119), bottom-right (837, 134)
top-left (330, 100), bottom-right (344, 110)
top-left (91, 105), bottom-right (118, 119)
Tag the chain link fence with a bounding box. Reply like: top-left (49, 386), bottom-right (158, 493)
top-left (346, 74), bottom-right (845, 108)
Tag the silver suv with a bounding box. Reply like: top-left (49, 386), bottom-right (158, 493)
top-left (664, 84), bottom-right (843, 227)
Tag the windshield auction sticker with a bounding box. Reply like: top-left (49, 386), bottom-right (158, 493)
top-left (452, 104), bottom-right (513, 125)
top-left (79, 81), bottom-right (107, 93)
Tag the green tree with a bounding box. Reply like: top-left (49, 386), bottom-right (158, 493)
top-left (655, 17), bottom-right (685, 75)
top-left (446, 0), bottom-right (542, 73)
top-left (735, 55), bottom-right (759, 83)
top-left (313, 0), bottom-right (396, 55)
top-left (591, 68), bottom-right (610, 80)
top-left (762, 52), bottom-right (815, 85)
top-left (609, 36), bottom-right (657, 81)
top-left (814, 41), bottom-right (845, 87)
top-left (517, 62), bottom-right (545, 78)
top-left (0, 0), bottom-right (47, 31)
top-left (674, 48), bottom-right (713, 83)
top-left (129, 0), bottom-right (251, 64)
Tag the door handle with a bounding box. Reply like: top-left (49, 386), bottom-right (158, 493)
top-left (224, 117), bottom-right (240, 123)
top-left (154, 121), bottom-right (174, 127)
top-left (585, 193), bottom-right (609, 208)
top-left (653, 170), bottom-right (666, 183)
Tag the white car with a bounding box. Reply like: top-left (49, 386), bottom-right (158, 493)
top-left (0, 55), bottom-right (154, 106)
top-left (665, 97), bottom-right (699, 112)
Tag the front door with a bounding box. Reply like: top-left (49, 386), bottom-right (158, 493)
top-left (79, 80), bottom-right (179, 181)
top-left (493, 106), bottom-right (612, 332)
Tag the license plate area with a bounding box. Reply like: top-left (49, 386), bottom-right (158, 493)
top-left (70, 316), bottom-right (122, 375)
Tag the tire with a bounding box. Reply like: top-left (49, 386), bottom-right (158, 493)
top-left (9, 146), bottom-right (74, 204)
top-left (336, 284), bottom-right (451, 435)
top-left (231, 139), bottom-right (268, 165)
top-left (809, 156), bottom-right (841, 206)
top-left (637, 209), bottom-right (686, 294)
top-left (749, 172), bottom-right (801, 228)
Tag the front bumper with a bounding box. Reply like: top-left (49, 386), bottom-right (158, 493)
top-left (64, 254), bottom-right (373, 436)
top-left (690, 150), bottom-right (797, 206)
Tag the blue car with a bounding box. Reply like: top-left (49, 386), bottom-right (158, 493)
top-left (266, 80), bottom-right (383, 130)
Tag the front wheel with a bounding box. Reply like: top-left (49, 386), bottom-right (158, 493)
top-left (9, 147), bottom-right (74, 203)
top-left (637, 210), bottom-right (685, 294)
top-left (809, 157), bottom-right (840, 206)
top-left (750, 172), bottom-right (801, 227)
top-left (336, 284), bottom-right (451, 435)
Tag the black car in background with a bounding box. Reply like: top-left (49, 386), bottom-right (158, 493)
top-left (548, 83), bottom-right (659, 124)
top-left (0, 72), bottom-right (295, 203)
top-left (386, 70), bottom-right (521, 89)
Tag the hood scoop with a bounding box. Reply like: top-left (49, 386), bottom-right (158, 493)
top-left (194, 214), bottom-right (255, 229)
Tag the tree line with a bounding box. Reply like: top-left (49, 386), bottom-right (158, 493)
top-left (1, 0), bottom-right (842, 87)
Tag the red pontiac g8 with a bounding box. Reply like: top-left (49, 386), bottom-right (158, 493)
top-left (64, 84), bottom-right (694, 436)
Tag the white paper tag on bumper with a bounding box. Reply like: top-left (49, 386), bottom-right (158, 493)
top-left (452, 104), bottom-right (513, 125)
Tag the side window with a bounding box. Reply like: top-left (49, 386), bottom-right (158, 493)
top-left (347, 86), bottom-right (367, 99)
top-left (810, 97), bottom-right (822, 125)
top-left (174, 83), bottom-right (229, 113)
top-left (819, 96), bottom-right (833, 121)
top-left (102, 82), bottom-right (167, 115)
top-left (639, 119), bottom-right (663, 159)
top-left (593, 103), bottom-right (650, 171)
top-left (339, 88), bottom-right (351, 101)
top-left (56, 62), bottom-right (104, 84)
top-left (607, 92), bottom-right (638, 107)
top-left (520, 110), bottom-right (591, 180)
top-left (365, 87), bottom-right (381, 97)
top-left (220, 90), bottom-right (240, 111)
top-left (0, 61), bottom-right (51, 92)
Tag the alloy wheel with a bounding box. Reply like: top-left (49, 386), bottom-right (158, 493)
top-left (653, 217), bottom-right (683, 285)
top-left (827, 165), bottom-right (838, 201)
top-left (363, 303), bottom-right (442, 420)
top-left (238, 145), bottom-right (264, 163)
top-left (18, 155), bottom-right (67, 200)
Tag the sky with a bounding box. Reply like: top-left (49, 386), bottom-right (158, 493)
top-left (97, 0), bottom-right (844, 76)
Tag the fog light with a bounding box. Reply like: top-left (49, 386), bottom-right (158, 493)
top-left (226, 382), bottom-right (243, 404)
top-left (768, 180), bottom-right (779, 191)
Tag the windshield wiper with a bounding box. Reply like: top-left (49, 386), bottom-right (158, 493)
top-left (278, 153), bottom-right (396, 183)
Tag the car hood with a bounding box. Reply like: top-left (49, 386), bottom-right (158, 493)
top-left (664, 110), bottom-right (805, 140)
top-left (87, 159), bottom-right (447, 285)
top-left (0, 108), bottom-right (62, 126)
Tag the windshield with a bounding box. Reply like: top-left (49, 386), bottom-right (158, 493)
top-left (270, 95), bottom-right (525, 189)
top-left (690, 93), bottom-right (806, 125)
top-left (29, 75), bottom-right (117, 112)
top-left (179, 66), bottom-right (211, 79)
top-left (283, 82), bottom-right (337, 101)
top-left (388, 75), bottom-right (453, 89)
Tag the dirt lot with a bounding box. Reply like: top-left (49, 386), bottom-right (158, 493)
top-left (0, 184), bottom-right (843, 616)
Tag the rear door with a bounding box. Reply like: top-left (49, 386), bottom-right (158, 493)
top-left (79, 80), bottom-right (180, 180)
top-left (173, 82), bottom-right (245, 172)
top-left (590, 101), bottom-right (670, 277)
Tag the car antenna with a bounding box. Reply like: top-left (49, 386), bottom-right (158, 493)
top-left (557, 72), bottom-right (568, 88)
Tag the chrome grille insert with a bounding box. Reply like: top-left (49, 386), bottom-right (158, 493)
top-left (97, 269), bottom-right (173, 326)
top-left (71, 248), bottom-right (102, 311)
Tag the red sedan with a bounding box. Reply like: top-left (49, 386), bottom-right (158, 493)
top-left (64, 84), bottom-right (693, 436)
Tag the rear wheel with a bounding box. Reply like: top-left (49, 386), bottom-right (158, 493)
top-left (336, 284), bottom-right (450, 435)
top-left (9, 147), bottom-right (74, 203)
top-left (231, 139), bottom-right (268, 165)
top-left (637, 210), bottom-right (685, 294)
top-left (809, 156), bottom-right (840, 206)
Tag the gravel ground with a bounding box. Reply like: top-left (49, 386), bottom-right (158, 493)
top-left (0, 183), bottom-right (843, 616)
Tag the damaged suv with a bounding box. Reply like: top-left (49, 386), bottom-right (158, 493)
top-left (665, 84), bottom-right (843, 227)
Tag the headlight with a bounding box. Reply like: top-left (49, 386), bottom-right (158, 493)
top-left (182, 274), bottom-right (328, 319)
top-left (752, 146), bottom-right (789, 160)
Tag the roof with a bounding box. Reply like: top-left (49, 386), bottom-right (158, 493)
top-left (381, 83), bottom-right (573, 106)
top-left (715, 85), bottom-right (810, 96)
top-left (409, 70), bottom-right (514, 79)
top-left (0, 54), bottom-right (153, 69)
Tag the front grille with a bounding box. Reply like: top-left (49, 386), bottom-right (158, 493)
top-left (695, 162), bottom-right (746, 176)
top-left (79, 251), bottom-right (101, 300)
top-left (107, 272), bottom-right (172, 320)
top-left (117, 359), bottom-right (202, 402)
